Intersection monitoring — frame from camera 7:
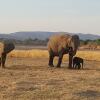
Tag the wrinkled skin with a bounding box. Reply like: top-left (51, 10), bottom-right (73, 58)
top-left (0, 42), bottom-right (15, 68)
top-left (73, 57), bottom-right (84, 69)
top-left (47, 34), bottom-right (80, 68)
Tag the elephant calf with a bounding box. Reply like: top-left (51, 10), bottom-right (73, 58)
top-left (73, 57), bottom-right (84, 69)
top-left (0, 42), bottom-right (15, 68)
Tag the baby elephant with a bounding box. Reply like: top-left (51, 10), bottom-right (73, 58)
top-left (73, 57), bottom-right (83, 69)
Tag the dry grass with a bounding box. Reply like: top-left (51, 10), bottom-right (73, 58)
top-left (0, 57), bottom-right (100, 100)
top-left (8, 49), bottom-right (100, 61)
top-left (76, 51), bottom-right (100, 61)
top-left (8, 50), bottom-right (48, 58)
top-left (0, 49), bottom-right (100, 100)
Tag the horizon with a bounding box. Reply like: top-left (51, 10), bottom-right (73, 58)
top-left (0, 31), bottom-right (100, 36)
top-left (0, 0), bottom-right (100, 35)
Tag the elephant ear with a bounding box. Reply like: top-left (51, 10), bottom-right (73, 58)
top-left (68, 35), bottom-right (80, 55)
top-left (4, 42), bottom-right (15, 53)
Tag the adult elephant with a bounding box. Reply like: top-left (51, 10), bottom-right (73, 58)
top-left (47, 34), bottom-right (80, 68)
top-left (0, 41), bottom-right (15, 68)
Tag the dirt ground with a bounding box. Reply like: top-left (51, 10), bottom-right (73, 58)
top-left (0, 57), bottom-right (100, 100)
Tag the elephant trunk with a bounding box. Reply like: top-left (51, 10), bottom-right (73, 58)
top-left (73, 49), bottom-right (77, 56)
top-left (72, 35), bottom-right (80, 56)
top-left (68, 54), bottom-right (73, 68)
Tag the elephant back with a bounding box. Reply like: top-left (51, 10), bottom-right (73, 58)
top-left (4, 42), bottom-right (15, 53)
top-left (48, 34), bottom-right (71, 54)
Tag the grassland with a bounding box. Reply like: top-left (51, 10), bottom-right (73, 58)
top-left (0, 49), bottom-right (100, 100)
top-left (9, 49), bottom-right (100, 61)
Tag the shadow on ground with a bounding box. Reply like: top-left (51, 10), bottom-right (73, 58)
top-left (74, 90), bottom-right (100, 100)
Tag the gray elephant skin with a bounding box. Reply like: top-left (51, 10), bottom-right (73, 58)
top-left (47, 34), bottom-right (80, 68)
top-left (0, 42), bottom-right (15, 68)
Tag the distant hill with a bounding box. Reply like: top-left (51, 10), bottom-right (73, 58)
top-left (77, 33), bottom-right (100, 40)
top-left (0, 31), bottom-right (100, 40)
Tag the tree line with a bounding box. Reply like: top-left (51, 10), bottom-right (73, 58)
top-left (0, 38), bottom-right (100, 46)
top-left (80, 39), bottom-right (100, 46)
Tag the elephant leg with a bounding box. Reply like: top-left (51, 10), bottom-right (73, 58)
top-left (57, 54), bottom-right (63, 68)
top-left (81, 61), bottom-right (83, 69)
top-left (49, 55), bottom-right (54, 67)
top-left (74, 64), bottom-right (77, 69)
top-left (78, 64), bottom-right (81, 69)
top-left (1, 53), bottom-right (7, 68)
top-left (0, 58), bottom-right (1, 67)
top-left (68, 55), bottom-right (73, 69)
top-left (73, 62), bottom-right (75, 69)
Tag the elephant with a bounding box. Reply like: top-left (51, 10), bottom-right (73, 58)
top-left (73, 57), bottom-right (84, 69)
top-left (47, 34), bottom-right (80, 68)
top-left (0, 41), bottom-right (15, 68)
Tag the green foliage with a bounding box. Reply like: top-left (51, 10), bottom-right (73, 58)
top-left (80, 39), bottom-right (100, 46)
top-left (95, 39), bottom-right (100, 45)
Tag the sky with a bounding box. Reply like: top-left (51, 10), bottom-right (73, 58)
top-left (0, 0), bottom-right (100, 35)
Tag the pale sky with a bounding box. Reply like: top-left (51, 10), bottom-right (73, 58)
top-left (0, 0), bottom-right (100, 35)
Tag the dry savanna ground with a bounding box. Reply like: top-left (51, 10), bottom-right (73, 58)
top-left (0, 49), bottom-right (100, 100)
